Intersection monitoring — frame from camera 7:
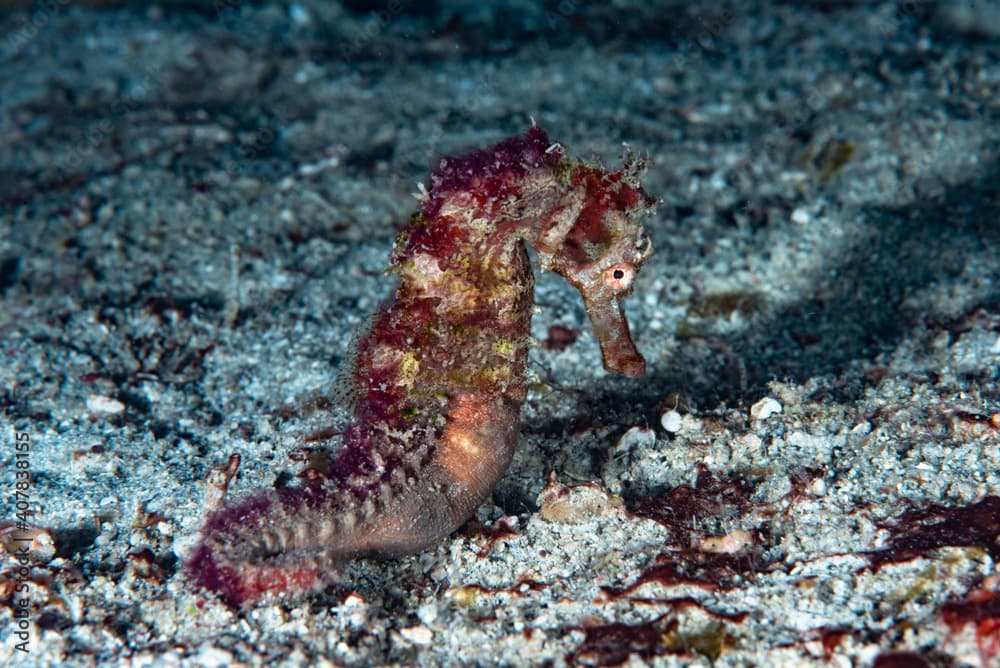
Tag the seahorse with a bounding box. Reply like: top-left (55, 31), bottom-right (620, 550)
top-left (187, 125), bottom-right (656, 606)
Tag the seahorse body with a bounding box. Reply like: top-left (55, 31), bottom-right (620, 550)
top-left (187, 126), bottom-right (655, 606)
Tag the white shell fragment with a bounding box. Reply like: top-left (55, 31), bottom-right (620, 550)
top-left (660, 409), bottom-right (683, 433)
top-left (86, 394), bottom-right (125, 414)
top-left (749, 396), bottom-right (782, 422)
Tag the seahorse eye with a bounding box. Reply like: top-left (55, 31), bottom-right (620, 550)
top-left (604, 264), bottom-right (635, 291)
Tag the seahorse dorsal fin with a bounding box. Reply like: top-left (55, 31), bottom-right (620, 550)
top-left (329, 309), bottom-right (381, 417)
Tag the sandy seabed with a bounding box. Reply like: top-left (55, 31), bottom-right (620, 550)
top-left (2, 1), bottom-right (999, 666)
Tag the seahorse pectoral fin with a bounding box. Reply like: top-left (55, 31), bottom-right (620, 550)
top-left (581, 294), bottom-right (646, 378)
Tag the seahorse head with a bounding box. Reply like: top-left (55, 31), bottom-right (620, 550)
top-left (540, 153), bottom-right (656, 378)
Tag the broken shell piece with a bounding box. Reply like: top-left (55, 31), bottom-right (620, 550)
top-left (614, 425), bottom-right (656, 453)
top-left (695, 529), bottom-right (754, 555)
top-left (749, 397), bottom-right (782, 422)
top-left (537, 473), bottom-right (619, 523)
top-left (203, 453), bottom-right (242, 512)
top-left (86, 394), bottom-right (125, 414)
top-left (399, 625), bottom-right (433, 646)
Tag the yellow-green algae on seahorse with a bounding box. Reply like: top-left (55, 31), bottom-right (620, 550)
top-left (187, 125), bottom-right (656, 606)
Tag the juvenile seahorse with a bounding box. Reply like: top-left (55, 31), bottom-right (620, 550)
top-left (187, 125), bottom-right (656, 606)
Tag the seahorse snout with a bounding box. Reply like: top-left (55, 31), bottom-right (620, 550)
top-left (581, 293), bottom-right (646, 377)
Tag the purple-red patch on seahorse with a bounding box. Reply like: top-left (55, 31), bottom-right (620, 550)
top-left (187, 124), bottom-right (657, 607)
